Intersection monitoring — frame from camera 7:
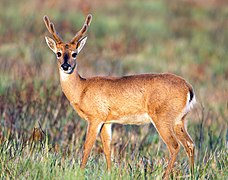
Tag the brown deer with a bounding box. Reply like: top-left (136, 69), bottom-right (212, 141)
top-left (43, 14), bottom-right (196, 179)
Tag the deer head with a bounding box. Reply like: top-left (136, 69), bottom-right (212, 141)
top-left (43, 14), bottom-right (92, 74)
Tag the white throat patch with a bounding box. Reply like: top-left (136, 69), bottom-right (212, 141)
top-left (59, 69), bottom-right (70, 81)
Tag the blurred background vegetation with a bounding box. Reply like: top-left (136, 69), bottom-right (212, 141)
top-left (0, 0), bottom-right (227, 179)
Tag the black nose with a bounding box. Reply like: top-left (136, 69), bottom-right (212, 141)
top-left (61, 64), bottom-right (71, 71)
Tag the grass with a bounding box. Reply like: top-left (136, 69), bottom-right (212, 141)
top-left (0, 0), bottom-right (228, 179)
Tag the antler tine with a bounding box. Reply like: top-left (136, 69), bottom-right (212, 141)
top-left (70, 14), bottom-right (92, 44)
top-left (85, 14), bottom-right (92, 26)
top-left (43, 15), bottom-right (63, 43)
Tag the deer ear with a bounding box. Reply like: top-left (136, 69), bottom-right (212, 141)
top-left (45, 36), bottom-right (57, 53)
top-left (76, 36), bottom-right (87, 54)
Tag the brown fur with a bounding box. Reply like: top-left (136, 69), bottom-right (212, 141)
top-left (44, 15), bottom-right (195, 179)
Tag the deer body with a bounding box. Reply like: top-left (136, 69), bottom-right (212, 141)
top-left (60, 70), bottom-right (193, 125)
top-left (44, 15), bottom-right (196, 179)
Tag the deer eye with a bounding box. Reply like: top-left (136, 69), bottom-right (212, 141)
top-left (57, 52), bottom-right (62, 58)
top-left (72, 52), bottom-right (77, 58)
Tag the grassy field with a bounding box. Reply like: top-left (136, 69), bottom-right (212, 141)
top-left (0, 0), bottom-right (227, 179)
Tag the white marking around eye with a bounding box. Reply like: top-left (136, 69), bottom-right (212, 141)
top-left (71, 51), bottom-right (77, 59)
top-left (56, 50), bottom-right (62, 59)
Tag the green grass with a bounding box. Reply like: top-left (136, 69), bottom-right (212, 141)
top-left (0, 0), bottom-right (227, 179)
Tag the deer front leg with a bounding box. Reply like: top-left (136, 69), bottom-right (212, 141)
top-left (100, 123), bottom-right (112, 171)
top-left (80, 121), bottom-right (103, 169)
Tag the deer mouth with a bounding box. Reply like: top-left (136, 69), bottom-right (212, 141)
top-left (60, 63), bottom-right (75, 74)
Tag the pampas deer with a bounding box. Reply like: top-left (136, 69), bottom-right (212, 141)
top-left (43, 14), bottom-right (196, 179)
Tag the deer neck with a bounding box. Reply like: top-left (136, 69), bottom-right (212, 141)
top-left (59, 67), bottom-right (84, 104)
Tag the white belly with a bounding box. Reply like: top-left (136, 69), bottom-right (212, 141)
top-left (106, 113), bottom-right (152, 125)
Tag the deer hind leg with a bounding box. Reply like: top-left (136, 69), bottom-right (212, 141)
top-left (150, 116), bottom-right (180, 180)
top-left (174, 115), bottom-right (195, 175)
top-left (100, 123), bottom-right (112, 172)
top-left (81, 121), bottom-right (103, 169)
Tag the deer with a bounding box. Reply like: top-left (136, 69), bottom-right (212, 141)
top-left (43, 14), bottom-right (196, 179)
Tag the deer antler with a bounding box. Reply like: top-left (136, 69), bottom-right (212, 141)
top-left (43, 15), bottom-right (63, 44)
top-left (70, 14), bottom-right (92, 44)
